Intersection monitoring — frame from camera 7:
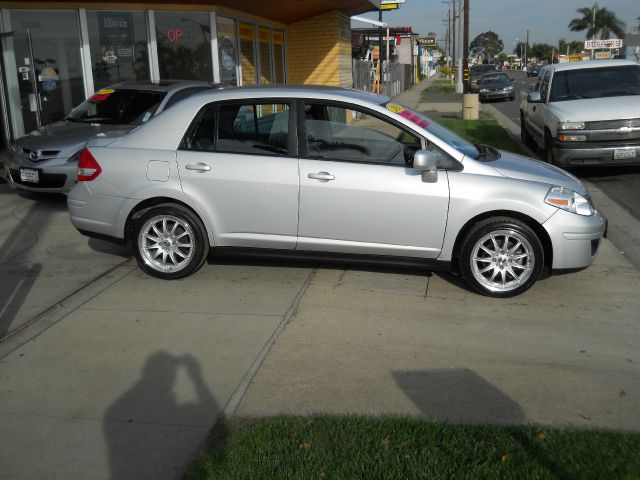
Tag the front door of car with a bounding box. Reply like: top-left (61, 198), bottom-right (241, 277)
top-left (297, 101), bottom-right (450, 258)
top-left (176, 101), bottom-right (299, 249)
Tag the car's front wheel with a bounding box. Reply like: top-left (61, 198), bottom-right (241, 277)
top-left (133, 204), bottom-right (208, 279)
top-left (459, 217), bottom-right (544, 297)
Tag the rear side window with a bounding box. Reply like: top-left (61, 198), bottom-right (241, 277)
top-left (162, 87), bottom-right (209, 110)
top-left (183, 102), bottom-right (290, 155)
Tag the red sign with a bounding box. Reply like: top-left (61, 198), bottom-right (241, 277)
top-left (166, 28), bottom-right (184, 43)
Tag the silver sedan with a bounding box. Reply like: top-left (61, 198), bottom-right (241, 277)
top-left (5, 80), bottom-right (216, 194)
top-left (67, 85), bottom-right (606, 297)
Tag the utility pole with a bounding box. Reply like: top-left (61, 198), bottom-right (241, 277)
top-left (456, 0), bottom-right (463, 93)
top-left (452, 0), bottom-right (456, 80)
top-left (463, 0), bottom-right (469, 93)
top-left (524, 29), bottom-right (529, 71)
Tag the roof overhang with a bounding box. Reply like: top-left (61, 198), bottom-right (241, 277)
top-left (10, 0), bottom-right (381, 25)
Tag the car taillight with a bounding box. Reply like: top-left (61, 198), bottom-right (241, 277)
top-left (77, 148), bottom-right (102, 181)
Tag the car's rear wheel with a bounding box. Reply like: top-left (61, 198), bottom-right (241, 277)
top-left (133, 204), bottom-right (208, 279)
top-left (459, 217), bottom-right (543, 297)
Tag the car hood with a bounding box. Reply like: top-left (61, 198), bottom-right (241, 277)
top-left (550, 96), bottom-right (640, 122)
top-left (489, 150), bottom-right (586, 195)
top-left (15, 120), bottom-right (135, 155)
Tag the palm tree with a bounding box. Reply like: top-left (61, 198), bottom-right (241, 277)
top-left (568, 4), bottom-right (626, 39)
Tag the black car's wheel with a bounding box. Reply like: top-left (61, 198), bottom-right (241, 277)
top-left (133, 204), bottom-right (208, 279)
top-left (459, 217), bottom-right (544, 298)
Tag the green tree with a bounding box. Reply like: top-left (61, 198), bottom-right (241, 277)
top-left (530, 43), bottom-right (556, 62)
top-left (470, 31), bottom-right (504, 61)
top-left (568, 4), bottom-right (626, 39)
top-left (558, 38), bottom-right (585, 56)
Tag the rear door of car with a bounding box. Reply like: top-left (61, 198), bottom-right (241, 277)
top-left (176, 99), bottom-right (299, 249)
top-left (297, 100), bottom-right (450, 258)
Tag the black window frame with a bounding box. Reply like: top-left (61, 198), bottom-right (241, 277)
top-left (161, 87), bottom-right (211, 111)
top-left (179, 98), bottom-right (298, 157)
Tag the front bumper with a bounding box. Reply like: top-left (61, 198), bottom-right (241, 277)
top-left (5, 151), bottom-right (77, 193)
top-left (552, 141), bottom-right (640, 167)
top-left (479, 90), bottom-right (514, 101)
top-left (543, 208), bottom-right (607, 271)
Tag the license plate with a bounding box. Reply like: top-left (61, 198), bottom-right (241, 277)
top-left (614, 148), bottom-right (636, 160)
top-left (20, 168), bottom-right (39, 183)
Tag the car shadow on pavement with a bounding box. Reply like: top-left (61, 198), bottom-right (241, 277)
top-left (393, 368), bottom-right (525, 425)
top-left (0, 201), bottom-right (43, 339)
top-left (104, 351), bottom-right (226, 480)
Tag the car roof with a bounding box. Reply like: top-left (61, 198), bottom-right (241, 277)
top-left (105, 80), bottom-right (215, 93)
top-left (546, 59), bottom-right (639, 73)
top-left (188, 84), bottom-right (392, 105)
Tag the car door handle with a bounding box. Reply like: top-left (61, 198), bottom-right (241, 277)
top-left (185, 163), bottom-right (211, 172)
top-left (307, 172), bottom-right (335, 182)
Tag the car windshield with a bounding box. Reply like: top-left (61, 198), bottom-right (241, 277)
top-left (384, 102), bottom-right (479, 158)
top-left (481, 73), bottom-right (509, 83)
top-left (549, 65), bottom-right (640, 101)
top-left (66, 89), bottom-right (166, 125)
top-left (471, 65), bottom-right (495, 75)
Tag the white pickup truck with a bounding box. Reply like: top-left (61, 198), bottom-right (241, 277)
top-left (520, 59), bottom-right (640, 167)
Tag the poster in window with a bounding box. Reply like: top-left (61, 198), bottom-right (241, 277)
top-left (97, 12), bottom-right (134, 64)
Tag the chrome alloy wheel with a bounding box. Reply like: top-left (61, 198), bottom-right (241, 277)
top-left (470, 229), bottom-right (535, 293)
top-left (138, 215), bottom-right (195, 273)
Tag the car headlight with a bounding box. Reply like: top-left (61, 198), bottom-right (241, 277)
top-left (545, 186), bottom-right (594, 216)
top-left (10, 143), bottom-right (19, 152)
top-left (505, 86), bottom-right (514, 91)
top-left (558, 121), bottom-right (585, 130)
top-left (480, 88), bottom-right (489, 93)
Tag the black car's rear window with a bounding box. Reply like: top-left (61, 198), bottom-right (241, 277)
top-left (66, 89), bottom-right (166, 125)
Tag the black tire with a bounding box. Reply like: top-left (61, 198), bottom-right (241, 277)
top-left (133, 204), bottom-right (208, 279)
top-left (459, 217), bottom-right (544, 298)
top-left (520, 114), bottom-right (535, 149)
top-left (544, 132), bottom-right (556, 165)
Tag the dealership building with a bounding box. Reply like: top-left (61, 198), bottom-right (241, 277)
top-left (0, 0), bottom-right (380, 153)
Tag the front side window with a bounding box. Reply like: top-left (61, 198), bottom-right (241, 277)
top-left (184, 102), bottom-right (290, 155)
top-left (304, 103), bottom-right (421, 166)
top-left (540, 71), bottom-right (551, 101)
top-left (66, 89), bottom-right (165, 125)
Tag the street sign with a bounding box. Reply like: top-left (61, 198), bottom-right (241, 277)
top-left (381, 3), bottom-right (399, 10)
top-left (585, 39), bottom-right (623, 49)
top-left (594, 51), bottom-right (611, 59)
top-left (381, 0), bottom-right (406, 3)
top-left (419, 36), bottom-right (437, 47)
top-left (568, 54), bottom-right (584, 62)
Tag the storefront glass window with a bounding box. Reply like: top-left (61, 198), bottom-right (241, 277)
top-left (6, 10), bottom-right (85, 133)
top-left (273, 30), bottom-right (286, 84)
top-left (258, 27), bottom-right (272, 84)
top-left (87, 11), bottom-right (150, 90)
top-left (239, 23), bottom-right (256, 85)
top-left (155, 12), bottom-right (213, 81)
top-left (216, 17), bottom-right (238, 86)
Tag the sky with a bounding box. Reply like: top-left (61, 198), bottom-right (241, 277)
top-left (352, 0), bottom-right (639, 51)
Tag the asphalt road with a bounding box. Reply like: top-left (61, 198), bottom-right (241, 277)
top-left (488, 69), bottom-right (640, 222)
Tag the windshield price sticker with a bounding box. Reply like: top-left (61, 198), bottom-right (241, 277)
top-left (386, 103), bottom-right (404, 114)
top-left (89, 88), bottom-right (115, 102)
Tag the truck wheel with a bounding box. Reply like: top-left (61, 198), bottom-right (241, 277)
top-left (459, 217), bottom-right (544, 298)
top-left (520, 115), bottom-right (535, 149)
top-left (544, 133), bottom-right (556, 165)
top-left (133, 204), bottom-right (209, 279)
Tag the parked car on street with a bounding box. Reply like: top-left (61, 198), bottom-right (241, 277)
top-left (5, 80), bottom-right (220, 194)
top-left (520, 59), bottom-right (640, 166)
top-left (478, 72), bottom-right (515, 102)
top-left (68, 85), bottom-right (606, 297)
top-left (469, 64), bottom-right (498, 92)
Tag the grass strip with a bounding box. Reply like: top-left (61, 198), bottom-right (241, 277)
top-left (436, 117), bottom-right (528, 156)
top-left (186, 416), bottom-right (640, 480)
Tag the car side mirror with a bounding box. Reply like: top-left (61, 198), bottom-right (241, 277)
top-left (527, 91), bottom-right (542, 103)
top-left (413, 150), bottom-right (438, 183)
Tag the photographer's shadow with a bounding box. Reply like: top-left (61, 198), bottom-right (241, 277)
top-left (104, 351), bottom-right (225, 480)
